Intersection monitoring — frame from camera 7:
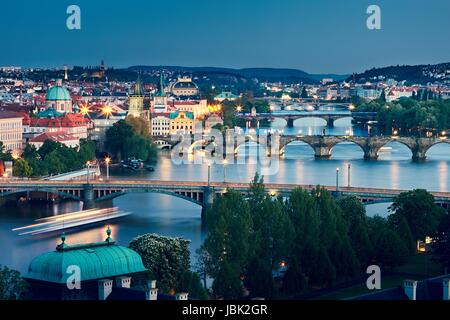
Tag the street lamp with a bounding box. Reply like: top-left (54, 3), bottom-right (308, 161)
top-left (336, 167), bottom-right (340, 192)
top-left (207, 163), bottom-right (211, 186)
top-left (223, 159), bottom-right (228, 183)
top-left (236, 105), bottom-right (242, 113)
top-left (347, 164), bottom-right (351, 188)
top-left (86, 161), bottom-right (90, 184)
top-left (104, 156), bottom-right (111, 180)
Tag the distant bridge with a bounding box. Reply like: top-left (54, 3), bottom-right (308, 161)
top-left (153, 134), bottom-right (450, 161)
top-left (0, 180), bottom-right (449, 215)
top-left (236, 111), bottom-right (377, 128)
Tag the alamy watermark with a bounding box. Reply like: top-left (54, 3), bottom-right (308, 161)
top-left (170, 129), bottom-right (281, 176)
top-left (66, 5), bottom-right (81, 30)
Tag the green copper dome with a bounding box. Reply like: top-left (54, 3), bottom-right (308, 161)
top-left (46, 86), bottom-right (71, 101)
top-left (27, 237), bottom-right (147, 284)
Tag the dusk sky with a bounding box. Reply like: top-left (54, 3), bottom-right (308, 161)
top-left (1, 0), bottom-right (450, 74)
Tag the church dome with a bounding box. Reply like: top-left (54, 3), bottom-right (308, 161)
top-left (27, 234), bottom-right (147, 284)
top-left (46, 83), bottom-right (71, 101)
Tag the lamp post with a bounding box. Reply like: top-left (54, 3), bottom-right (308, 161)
top-left (105, 156), bottom-right (111, 180)
top-left (336, 167), bottom-right (340, 192)
top-left (223, 159), bottom-right (228, 183)
top-left (347, 164), bottom-right (351, 188)
top-left (207, 163), bottom-right (211, 186)
top-left (86, 161), bottom-right (90, 184)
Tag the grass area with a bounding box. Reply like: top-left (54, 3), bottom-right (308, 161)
top-left (313, 253), bottom-right (444, 300)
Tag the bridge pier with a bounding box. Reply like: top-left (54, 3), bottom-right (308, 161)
top-left (313, 146), bottom-right (332, 159)
top-left (326, 118), bottom-right (334, 128)
top-left (286, 118), bottom-right (295, 128)
top-left (201, 186), bottom-right (215, 220)
top-left (82, 184), bottom-right (96, 209)
top-left (363, 148), bottom-right (379, 160)
top-left (412, 150), bottom-right (427, 162)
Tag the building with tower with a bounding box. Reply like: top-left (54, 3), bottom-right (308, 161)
top-left (152, 73), bottom-right (168, 113)
top-left (170, 76), bottom-right (199, 98)
top-left (128, 74), bottom-right (146, 118)
top-left (45, 79), bottom-right (73, 113)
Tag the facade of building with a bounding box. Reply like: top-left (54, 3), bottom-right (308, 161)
top-left (171, 76), bottom-right (199, 97)
top-left (169, 111), bottom-right (194, 135)
top-left (215, 91), bottom-right (239, 102)
top-left (0, 111), bottom-right (23, 153)
top-left (27, 113), bottom-right (91, 141)
top-left (169, 100), bottom-right (208, 120)
top-left (45, 79), bottom-right (73, 113)
top-left (151, 113), bottom-right (171, 136)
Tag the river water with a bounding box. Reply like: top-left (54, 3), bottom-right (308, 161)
top-left (0, 117), bottom-right (449, 274)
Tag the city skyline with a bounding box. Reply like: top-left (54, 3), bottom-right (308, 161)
top-left (1, 0), bottom-right (450, 74)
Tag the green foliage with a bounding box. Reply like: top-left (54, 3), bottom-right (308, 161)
top-left (355, 98), bottom-right (450, 136)
top-left (211, 262), bottom-right (243, 299)
top-left (179, 271), bottom-right (209, 300)
top-left (389, 189), bottom-right (445, 241)
top-left (12, 158), bottom-right (32, 177)
top-left (202, 176), bottom-right (434, 298)
top-left (432, 213), bottom-right (450, 270)
top-left (105, 119), bottom-right (157, 161)
top-left (129, 234), bottom-right (190, 293)
top-left (0, 266), bottom-right (28, 300)
top-left (20, 140), bottom-right (96, 177)
top-left (0, 142), bottom-right (12, 161)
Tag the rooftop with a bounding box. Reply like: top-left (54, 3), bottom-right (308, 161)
top-left (27, 228), bottom-right (147, 284)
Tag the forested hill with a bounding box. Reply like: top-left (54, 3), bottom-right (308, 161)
top-left (349, 62), bottom-right (450, 84)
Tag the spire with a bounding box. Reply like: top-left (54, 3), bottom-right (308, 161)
top-left (156, 71), bottom-right (166, 97)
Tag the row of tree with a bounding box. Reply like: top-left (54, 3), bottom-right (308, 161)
top-left (12, 139), bottom-right (96, 178)
top-left (104, 116), bottom-right (157, 162)
top-left (355, 97), bottom-right (450, 136)
top-left (198, 174), bottom-right (449, 299)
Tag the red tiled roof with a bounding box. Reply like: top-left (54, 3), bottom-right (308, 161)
top-left (30, 131), bottom-right (79, 143)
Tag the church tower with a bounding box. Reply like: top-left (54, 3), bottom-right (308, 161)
top-left (128, 74), bottom-right (145, 118)
top-left (153, 72), bottom-right (168, 113)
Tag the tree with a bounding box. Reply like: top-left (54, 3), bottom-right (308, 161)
top-left (179, 271), bottom-right (208, 300)
top-left (0, 142), bottom-right (12, 161)
top-left (129, 234), bottom-right (190, 293)
top-left (338, 196), bottom-right (373, 267)
top-left (13, 158), bottom-right (32, 178)
top-left (301, 87), bottom-right (309, 99)
top-left (204, 189), bottom-right (252, 275)
top-left (282, 258), bottom-right (307, 295)
top-left (212, 262), bottom-right (243, 299)
top-left (105, 120), bottom-right (134, 161)
top-left (0, 266), bottom-right (28, 300)
top-left (432, 213), bottom-right (450, 271)
top-left (126, 115), bottom-right (151, 138)
top-left (389, 189), bottom-right (445, 242)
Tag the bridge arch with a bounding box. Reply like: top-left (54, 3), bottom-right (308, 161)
top-left (154, 140), bottom-right (173, 150)
top-left (424, 140), bottom-right (450, 157)
top-left (0, 188), bottom-right (81, 201)
top-left (94, 188), bottom-right (203, 206)
top-left (330, 140), bottom-right (365, 159)
top-left (376, 140), bottom-right (414, 160)
top-left (279, 138), bottom-right (315, 155)
top-left (188, 139), bottom-right (217, 154)
top-left (292, 117), bottom-right (327, 127)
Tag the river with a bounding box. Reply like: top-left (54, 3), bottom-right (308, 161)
top-left (0, 117), bottom-right (449, 274)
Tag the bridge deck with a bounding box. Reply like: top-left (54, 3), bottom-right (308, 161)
top-left (0, 180), bottom-right (449, 201)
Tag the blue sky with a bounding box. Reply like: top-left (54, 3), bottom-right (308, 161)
top-left (1, 0), bottom-right (449, 73)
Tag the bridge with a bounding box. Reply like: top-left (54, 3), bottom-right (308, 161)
top-left (153, 134), bottom-right (449, 161)
top-left (236, 111), bottom-right (377, 128)
top-left (0, 180), bottom-right (449, 216)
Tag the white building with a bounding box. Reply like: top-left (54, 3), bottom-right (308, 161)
top-left (151, 114), bottom-right (171, 136)
top-left (0, 111), bottom-right (23, 153)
